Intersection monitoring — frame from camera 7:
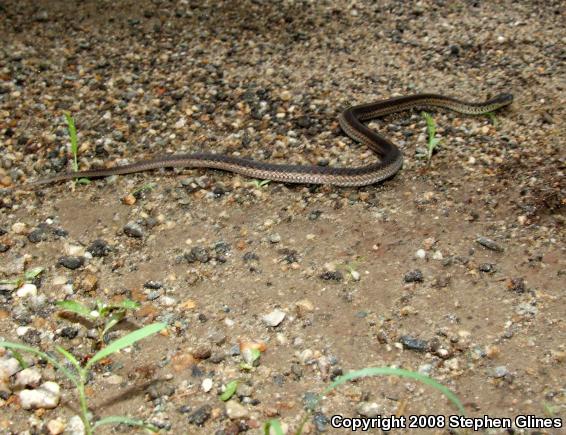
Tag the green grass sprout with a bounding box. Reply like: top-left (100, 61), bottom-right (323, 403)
top-left (0, 322), bottom-right (166, 435)
top-left (63, 112), bottom-right (91, 185)
top-left (421, 111), bottom-right (442, 163)
top-left (249, 179), bottom-right (271, 189)
top-left (56, 299), bottom-right (141, 347)
top-left (0, 266), bottom-right (44, 288)
top-left (131, 182), bottom-right (157, 196)
top-left (220, 380), bottom-right (239, 401)
top-left (240, 347), bottom-right (262, 371)
top-left (486, 112), bottom-right (499, 127)
top-left (320, 367), bottom-right (465, 415)
top-left (263, 419), bottom-right (285, 435)
top-left (337, 257), bottom-right (364, 280)
top-left (265, 366), bottom-right (465, 435)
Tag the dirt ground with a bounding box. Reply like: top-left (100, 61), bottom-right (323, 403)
top-left (0, 0), bottom-right (564, 434)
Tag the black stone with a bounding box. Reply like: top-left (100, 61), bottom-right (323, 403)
top-left (28, 228), bottom-right (48, 243)
top-left (187, 405), bottom-right (212, 426)
top-left (400, 336), bottom-right (429, 352)
top-left (58, 256), bottom-right (84, 270)
top-left (59, 326), bottom-right (78, 339)
top-left (319, 271), bottom-right (343, 281)
top-left (87, 239), bottom-right (110, 257)
top-left (404, 269), bottom-right (424, 283)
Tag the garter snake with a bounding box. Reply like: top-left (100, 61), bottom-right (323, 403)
top-left (29, 93), bottom-right (513, 187)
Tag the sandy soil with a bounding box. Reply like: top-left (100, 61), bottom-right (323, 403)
top-left (0, 1), bottom-right (564, 434)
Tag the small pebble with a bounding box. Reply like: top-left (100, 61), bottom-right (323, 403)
top-left (58, 256), bottom-right (84, 270)
top-left (357, 402), bottom-right (382, 417)
top-left (123, 222), bottom-right (144, 238)
top-left (268, 233), bottom-right (281, 243)
top-left (492, 366), bottom-right (509, 378)
top-left (46, 418), bottom-right (65, 435)
top-left (404, 269), bottom-right (424, 283)
top-left (225, 400), bottom-right (249, 419)
top-left (14, 368), bottom-right (42, 388)
top-left (0, 357), bottom-right (21, 377)
top-left (187, 404), bottom-right (212, 426)
top-left (262, 309), bottom-right (286, 327)
top-left (16, 283), bottom-right (37, 298)
top-left (19, 381), bottom-right (61, 409)
top-left (201, 378), bottom-right (213, 393)
top-left (66, 415), bottom-right (85, 435)
top-left (400, 336), bottom-right (429, 352)
top-left (476, 237), bottom-right (504, 252)
top-left (12, 222), bottom-right (27, 234)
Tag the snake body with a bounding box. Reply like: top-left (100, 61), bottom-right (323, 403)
top-left (31, 93), bottom-right (513, 187)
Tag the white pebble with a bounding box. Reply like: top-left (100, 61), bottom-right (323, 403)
top-left (19, 381), bottom-right (61, 409)
top-left (66, 245), bottom-right (85, 256)
top-left (47, 418), bottom-right (65, 435)
top-left (225, 400), bottom-right (249, 419)
top-left (357, 402), bottom-right (381, 417)
top-left (161, 296), bottom-right (177, 306)
top-left (299, 349), bottom-right (314, 364)
top-left (350, 270), bottom-right (361, 281)
top-left (14, 368), bottom-right (42, 388)
top-left (0, 357), bottom-right (21, 377)
top-left (175, 117), bottom-right (186, 129)
top-left (415, 249), bottom-right (426, 259)
top-left (262, 309), bottom-right (286, 327)
top-left (16, 326), bottom-right (31, 336)
top-left (268, 233), bottom-right (281, 243)
top-left (201, 378), bottom-right (213, 393)
top-left (16, 283), bottom-right (37, 298)
top-left (11, 222), bottom-right (27, 234)
top-left (105, 374), bottom-right (123, 385)
top-left (224, 318), bottom-right (235, 327)
top-left (66, 415), bottom-right (85, 435)
top-left (432, 251), bottom-right (443, 260)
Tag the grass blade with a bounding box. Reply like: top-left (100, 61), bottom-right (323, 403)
top-left (321, 367), bottom-right (465, 415)
top-left (56, 346), bottom-right (81, 372)
top-left (86, 323), bottom-right (166, 369)
top-left (0, 341), bottom-right (78, 386)
top-left (56, 300), bottom-right (94, 319)
top-left (263, 419), bottom-right (284, 435)
top-left (63, 112), bottom-right (78, 172)
top-left (24, 267), bottom-right (44, 281)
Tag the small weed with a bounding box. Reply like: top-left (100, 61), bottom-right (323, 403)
top-left (421, 111), bottom-right (441, 163)
top-left (56, 299), bottom-right (140, 347)
top-left (486, 112), bottom-right (499, 127)
top-left (0, 266), bottom-right (44, 288)
top-left (220, 380), bottom-right (239, 401)
top-left (337, 257), bottom-right (364, 280)
top-left (249, 179), bottom-right (271, 189)
top-left (131, 182), bottom-right (157, 196)
top-left (0, 322), bottom-right (166, 435)
top-left (263, 366), bottom-right (465, 434)
top-left (240, 347), bottom-right (261, 371)
top-left (63, 112), bottom-right (91, 185)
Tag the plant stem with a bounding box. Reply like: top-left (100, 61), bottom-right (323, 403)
top-left (78, 369), bottom-right (93, 435)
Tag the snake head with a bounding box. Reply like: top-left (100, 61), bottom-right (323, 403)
top-left (491, 93), bottom-right (514, 107)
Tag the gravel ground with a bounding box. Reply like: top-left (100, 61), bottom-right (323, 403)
top-left (0, 0), bottom-right (564, 434)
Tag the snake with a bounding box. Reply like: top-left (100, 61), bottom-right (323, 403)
top-left (28, 93), bottom-right (513, 188)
